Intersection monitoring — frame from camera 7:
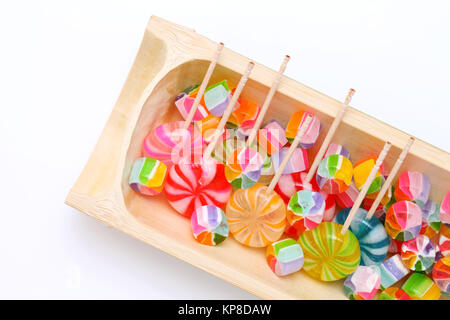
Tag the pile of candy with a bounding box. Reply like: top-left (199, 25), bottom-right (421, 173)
top-left (128, 43), bottom-right (450, 300)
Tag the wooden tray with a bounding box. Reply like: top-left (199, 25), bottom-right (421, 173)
top-left (65, 15), bottom-right (450, 300)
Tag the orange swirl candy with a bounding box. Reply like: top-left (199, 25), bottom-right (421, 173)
top-left (226, 184), bottom-right (286, 247)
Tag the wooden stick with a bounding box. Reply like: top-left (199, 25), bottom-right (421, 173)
top-left (305, 88), bottom-right (355, 183)
top-left (204, 62), bottom-right (255, 158)
top-left (366, 137), bottom-right (415, 219)
top-left (341, 141), bottom-right (392, 234)
top-left (246, 55), bottom-right (290, 146)
top-left (183, 42), bottom-right (224, 130)
top-left (266, 114), bottom-right (313, 193)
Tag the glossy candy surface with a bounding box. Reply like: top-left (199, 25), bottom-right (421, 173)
top-left (271, 147), bottom-right (309, 175)
top-left (420, 200), bottom-right (441, 238)
top-left (324, 143), bottom-right (350, 159)
top-left (285, 111), bottom-right (321, 148)
top-left (257, 120), bottom-right (288, 155)
top-left (191, 205), bottom-right (229, 246)
top-left (129, 157), bottom-right (167, 196)
top-left (287, 190), bottom-right (325, 236)
top-left (335, 182), bottom-right (358, 209)
top-left (394, 171), bottom-right (430, 207)
top-left (226, 184), bottom-right (286, 247)
top-left (440, 224), bottom-right (450, 257)
top-left (298, 222), bottom-right (361, 281)
top-left (196, 114), bottom-right (230, 144)
top-left (400, 234), bottom-right (435, 271)
top-left (377, 287), bottom-right (411, 300)
top-left (335, 208), bottom-right (389, 266)
top-left (266, 238), bottom-right (304, 276)
top-left (225, 147), bottom-right (263, 189)
top-left (343, 266), bottom-right (380, 300)
top-left (402, 273), bottom-right (441, 300)
top-left (203, 80), bottom-right (235, 117)
top-left (353, 156), bottom-right (385, 195)
top-left (371, 254), bottom-right (410, 289)
top-left (432, 257), bottom-right (450, 295)
top-left (316, 154), bottom-right (353, 194)
top-left (175, 85), bottom-right (209, 121)
top-left (228, 99), bottom-right (260, 130)
top-left (385, 200), bottom-right (422, 241)
top-left (212, 135), bottom-right (245, 164)
top-left (441, 191), bottom-right (450, 227)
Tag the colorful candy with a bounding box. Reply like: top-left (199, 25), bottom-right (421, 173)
top-left (316, 154), bottom-right (353, 194)
top-left (266, 238), bottom-right (304, 276)
top-left (388, 238), bottom-right (403, 254)
top-left (271, 147), bottom-right (309, 175)
top-left (287, 190), bottom-right (325, 235)
top-left (377, 287), bottom-right (411, 300)
top-left (400, 234), bottom-right (436, 271)
top-left (335, 182), bottom-right (358, 209)
top-left (196, 114), bottom-right (229, 144)
top-left (191, 205), bottom-right (229, 246)
top-left (129, 157), bottom-right (167, 196)
top-left (224, 147), bottom-right (263, 189)
top-left (227, 99), bottom-right (260, 130)
top-left (164, 160), bottom-right (232, 218)
top-left (385, 200), bottom-right (422, 241)
top-left (203, 80), bottom-right (235, 117)
top-left (371, 254), bottom-right (410, 289)
top-left (324, 143), bottom-right (350, 159)
top-left (175, 85), bottom-right (209, 121)
top-left (285, 111), bottom-right (321, 148)
top-left (362, 186), bottom-right (395, 222)
top-left (441, 191), bottom-right (450, 227)
top-left (432, 257), bottom-right (450, 296)
top-left (334, 208), bottom-right (389, 266)
top-left (402, 273), bottom-right (441, 300)
top-left (142, 121), bottom-right (205, 166)
top-left (343, 266), bottom-right (380, 300)
top-left (257, 120), bottom-right (288, 155)
top-left (353, 156), bottom-right (385, 195)
top-left (212, 135), bottom-right (245, 164)
top-left (420, 200), bottom-right (441, 238)
top-left (226, 184), bottom-right (286, 247)
top-left (298, 222), bottom-right (360, 281)
top-left (440, 224), bottom-right (450, 257)
top-left (394, 171), bottom-right (430, 207)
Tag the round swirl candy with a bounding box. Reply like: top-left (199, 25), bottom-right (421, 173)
top-left (129, 157), bottom-right (167, 196)
top-left (271, 147), bottom-right (309, 175)
top-left (335, 208), bottom-right (389, 266)
top-left (324, 143), bottom-right (350, 159)
top-left (419, 200), bottom-right (441, 239)
top-left (287, 190), bottom-right (325, 236)
top-left (174, 85), bottom-right (209, 121)
top-left (402, 272), bottom-right (441, 300)
top-left (353, 156), bottom-right (386, 195)
top-left (191, 205), bottom-right (229, 246)
top-left (142, 121), bottom-right (205, 166)
top-left (377, 287), bottom-right (411, 300)
top-left (432, 257), bottom-right (450, 296)
top-left (225, 147), bottom-right (263, 189)
top-left (385, 200), bottom-right (422, 241)
top-left (164, 160), bottom-right (232, 218)
top-left (316, 154), bottom-right (353, 195)
top-left (285, 110), bottom-right (321, 148)
top-left (441, 191), bottom-right (450, 227)
top-left (400, 234), bottom-right (436, 271)
top-left (343, 266), bottom-right (381, 300)
top-left (257, 119), bottom-right (288, 156)
top-left (226, 184), bottom-right (286, 247)
top-left (298, 222), bottom-right (361, 281)
top-left (266, 238), bottom-right (304, 276)
top-left (335, 182), bottom-right (358, 209)
top-left (394, 171), bottom-right (430, 207)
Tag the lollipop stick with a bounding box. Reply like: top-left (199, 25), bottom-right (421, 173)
top-left (267, 114), bottom-right (314, 193)
top-left (247, 55), bottom-right (290, 147)
top-left (183, 42), bottom-right (225, 130)
top-left (366, 137), bottom-right (414, 219)
top-left (341, 141), bottom-right (392, 234)
top-left (305, 88), bottom-right (355, 183)
top-left (204, 62), bottom-right (255, 158)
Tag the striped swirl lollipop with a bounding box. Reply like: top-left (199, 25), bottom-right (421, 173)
top-left (191, 205), bottom-right (229, 246)
top-left (400, 234), bottom-right (436, 271)
top-left (316, 154), bottom-right (353, 194)
top-left (287, 190), bottom-right (325, 236)
top-left (385, 200), bottom-right (423, 241)
top-left (394, 171), bottom-right (431, 207)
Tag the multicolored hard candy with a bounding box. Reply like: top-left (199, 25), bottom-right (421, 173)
top-left (324, 143), bottom-right (350, 160)
top-left (266, 238), bottom-right (304, 276)
top-left (440, 224), bottom-right (450, 257)
top-left (441, 191), bottom-right (450, 227)
top-left (164, 160), bottom-right (232, 218)
top-left (287, 190), bottom-right (325, 236)
top-left (400, 234), bottom-right (436, 271)
top-left (377, 287), bottom-right (411, 300)
top-left (343, 266), bottom-right (381, 300)
top-left (258, 153), bottom-right (275, 185)
top-left (191, 205), bottom-right (229, 246)
top-left (257, 120), bottom-right (288, 155)
top-left (298, 222), bottom-right (361, 281)
top-left (225, 147), bottom-right (263, 189)
top-left (402, 272), bottom-right (441, 300)
top-left (271, 147), bottom-right (309, 175)
top-left (227, 99), bottom-right (260, 130)
top-left (142, 121), bottom-right (205, 166)
top-left (212, 135), bottom-right (245, 164)
top-left (226, 184), bottom-right (286, 247)
top-left (175, 85), bottom-right (209, 121)
top-left (203, 80), bottom-right (236, 117)
top-left (420, 200), bottom-right (441, 239)
top-left (335, 208), bottom-right (389, 266)
top-left (385, 200), bottom-right (422, 241)
top-left (353, 156), bottom-right (385, 195)
top-left (362, 186), bottom-right (395, 222)
top-left (285, 110), bottom-right (321, 149)
top-left (129, 157), bottom-right (167, 196)
top-left (432, 257), bottom-right (450, 296)
top-left (316, 154), bottom-right (353, 194)
top-left (394, 171), bottom-right (430, 207)
top-left (335, 182), bottom-right (358, 209)
top-left (196, 114), bottom-right (230, 144)
top-left (371, 254), bottom-right (410, 289)
top-left (388, 238), bottom-right (403, 254)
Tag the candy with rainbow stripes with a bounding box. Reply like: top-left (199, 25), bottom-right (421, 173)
top-left (298, 222), bottom-right (361, 281)
top-left (343, 266), bottom-right (380, 300)
top-left (175, 85), bottom-right (209, 121)
top-left (285, 110), bottom-right (321, 149)
top-left (287, 190), bottom-right (325, 236)
top-left (225, 147), bottom-right (263, 189)
top-left (272, 147), bottom-right (309, 175)
top-left (266, 238), bottom-right (304, 276)
top-left (324, 143), bottom-right (350, 160)
top-left (371, 254), bottom-right (410, 289)
top-left (377, 287), bottom-right (411, 300)
top-left (441, 191), bottom-right (450, 227)
top-left (353, 156), bottom-right (385, 195)
top-left (204, 80), bottom-right (236, 117)
top-left (400, 234), bottom-right (436, 271)
top-left (129, 157), bottom-right (168, 196)
top-left (385, 200), bottom-right (422, 241)
top-left (394, 171), bottom-right (430, 207)
top-left (316, 154), bottom-right (353, 194)
top-left (402, 273), bottom-right (441, 300)
top-left (432, 257), bottom-right (450, 296)
top-left (257, 120), bottom-right (288, 155)
top-left (191, 205), bottom-right (229, 246)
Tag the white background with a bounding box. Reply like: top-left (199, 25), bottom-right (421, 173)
top-left (0, 0), bottom-right (449, 299)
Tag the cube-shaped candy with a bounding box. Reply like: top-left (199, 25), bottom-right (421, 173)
top-left (129, 157), bottom-right (167, 196)
top-left (285, 111), bottom-right (321, 149)
top-left (227, 99), bottom-right (260, 129)
top-left (204, 80), bottom-right (236, 117)
top-left (175, 85), bottom-right (210, 121)
top-left (266, 238), bottom-right (304, 276)
top-left (272, 147), bottom-right (309, 175)
top-left (257, 120), bottom-right (288, 155)
top-left (196, 114), bottom-right (230, 144)
top-left (343, 266), bottom-right (381, 300)
top-left (371, 254), bottom-right (410, 289)
top-left (191, 205), bottom-right (229, 246)
top-left (402, 273), bottom-right (441, 300)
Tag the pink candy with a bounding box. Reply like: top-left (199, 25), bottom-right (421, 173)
top-left (271, 147), bottom-right (309, 175)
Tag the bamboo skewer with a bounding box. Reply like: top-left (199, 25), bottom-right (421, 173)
top-left (266, 114), bottom-right (313, 193)
top-left (204, 62), bottom-right (255, 159)
top-left (305, 89), bottom-right (355, 183)
top-left (366, 137), bottom-right (415, 219)
top-left (183, 42), bottom-right (225, 130)
top-left (341, 141), bottom-right (392, 234)
top-left (246, 55), bottom-right (290, 147)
